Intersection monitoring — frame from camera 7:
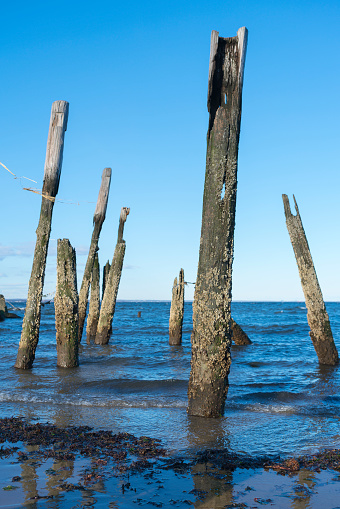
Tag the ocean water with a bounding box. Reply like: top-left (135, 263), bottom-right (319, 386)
top-left (1, 301), bottom-right (340, 458)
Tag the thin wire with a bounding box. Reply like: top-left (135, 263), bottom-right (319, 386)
top-left (2, 161), bottom-right (95, 206)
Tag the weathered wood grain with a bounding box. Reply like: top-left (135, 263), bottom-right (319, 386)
top-left (169, 269), bottom-right (185, 345)
top-left (15, 100), bottom-right (69, 369)
top-left (78, 168), bottom-right (112, 342)
top-left (282, 194), bottom-right (338, 365)
top-left (102, 260), bottom-right (111, 299)
top-left (86, 253), bottom-right (100, 344)
top-left (55, 239), bottom-right (79, 367)
top-left (95, 207), bottom-right (130, 345)
top-left (188, 28), bottom-right (248, 417)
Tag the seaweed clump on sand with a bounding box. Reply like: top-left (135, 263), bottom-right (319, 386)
top-left (194, 448), bottom-right (279, 471)
top-left (264, 449), bottom-right (340, 475)
top-left (0, 416), bottom-right (166, 474)
top-left (192, 447), bottom-right (340, 476)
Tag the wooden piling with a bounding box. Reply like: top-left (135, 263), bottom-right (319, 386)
top-left (0, 295), bottom-right (5, 322)
top-left (102, 260), bottom-right (112, 336)
top-left (282, 194), bottom-right (338, 365)
top-left (86, 253), bottom-right (100, 344)
top-left (55, 239), bottom-right (79, 367)
top-left (231, 319), bottom-right (251, 345)
top-left (169, 268), bottom-right (185, 345)
top-left (188, 28), bottom-right (248, 417)
top-left (78, 168), bottom-right (112, 342)
top-left (102, 260), bottom-right (111, 299)
top-left (95, 207), bottom-right (130, 345)
top-left (15, 100), bottom-right (69, 369)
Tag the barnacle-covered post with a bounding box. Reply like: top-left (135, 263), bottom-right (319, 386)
top-left (55, 239), bottom-right (79, 367)
top-left (78, 167), bottom-right (112, 342)
top-left (188, 28), bottom-right (248, 417)
top-left (86, 253), bottom-right (100, 344)
top-left (15, 100), bottom-right (69, 369)
top-left (95, 207), bottom-right (130, 345)
top-left (282, 194), bottom-right (338, 365)
top-left (169, 268), bottom-right (185, 345)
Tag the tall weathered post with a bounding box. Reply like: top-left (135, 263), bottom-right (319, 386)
top-left (282, 194), bottom-right (338, 365)
top-left (15, 100), bottom-right (69, 369)
top-left (55, 239), bottom-right (79, 367)
top-left (95, 207), bottom-right (130, 345)
top-left (188, 28), bottom-right (248, 417)
top-left (169, 268), bottom-right (185, 346)
top-left (78, 168), bottom-right (112, 342)
top-left (86, 253), bottom-right (100, 344)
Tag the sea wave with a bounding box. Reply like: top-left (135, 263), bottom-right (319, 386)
top-left (0, 392), bottom-right (186, 409)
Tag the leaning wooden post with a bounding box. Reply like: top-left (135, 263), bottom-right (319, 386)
top-left (55, 239), bottom-right (79, 367)
top-left (86, 253), bottom-right (100, 344)
top-left (188, 28), bottom-right (248, 417)
top-left (15, 100), bottom-right (69, 369)
top-left (282, 194), bottom-right (338, 365)
top-left (95, 207), bottom-right (130, 345)
top-left (169, 268), bottom-right (185, 345)
top-left (78, 168), bottom-right (112, 342)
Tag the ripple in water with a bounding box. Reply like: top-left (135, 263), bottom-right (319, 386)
top-left (1, 300), bottom-right (340, 456)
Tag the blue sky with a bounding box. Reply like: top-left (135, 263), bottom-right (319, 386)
top-left (1, 0), bottom-right (339, 301)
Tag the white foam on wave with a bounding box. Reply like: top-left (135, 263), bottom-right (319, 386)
top-left (0, 392), bottom-right (186, 409)
top-left (245, 403), bottom-right (296, 414)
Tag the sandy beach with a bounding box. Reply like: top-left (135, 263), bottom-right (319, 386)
top-left (1, 417), bottom-right (340, 508)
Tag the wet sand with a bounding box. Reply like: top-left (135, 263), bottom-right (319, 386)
top-left (1, 417), bottom-right (340, 508)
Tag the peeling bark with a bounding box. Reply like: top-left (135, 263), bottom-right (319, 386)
top-left (282, 194), bottom-right (338, 365)
top-left (15, 101), bottom-right (69, 369)
top-left (169, 268), bottom-right (185, 345)
top-left (86, 253), bottom-right (100, 344)
top-left (78, 168), bottom-right (112, 343)
top-left (95, 207), bottom-right (130, 345)
top-left (55, 239), bottom-right (79, 367)
top-left (188, 28), bottom-right (248, 417)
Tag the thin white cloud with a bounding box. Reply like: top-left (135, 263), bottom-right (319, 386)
top-left (0, 242), bottom-right (34, 260)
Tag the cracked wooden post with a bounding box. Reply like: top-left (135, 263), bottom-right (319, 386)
top-left (86, 253), bottom-right (100, 344)
top-left (95, 207), bottom-right (130, 345)
top-left (55, 239), bottom-right (79, 367)
top-left (78, 167), bottom-right (112, 342)
top-left (188, 28), bottom-right (248, 417)
top-left (231, 319), bottom-right (251, 345)
top-left (169, 268), bottom-right (185, 345)
top-left (15, 100), bottom-right (69, 369)
top-left (282, 194), bottom-right (338, 365)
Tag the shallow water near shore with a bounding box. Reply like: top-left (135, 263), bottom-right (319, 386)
top-left (1, 300), bottom-right (340, 458)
